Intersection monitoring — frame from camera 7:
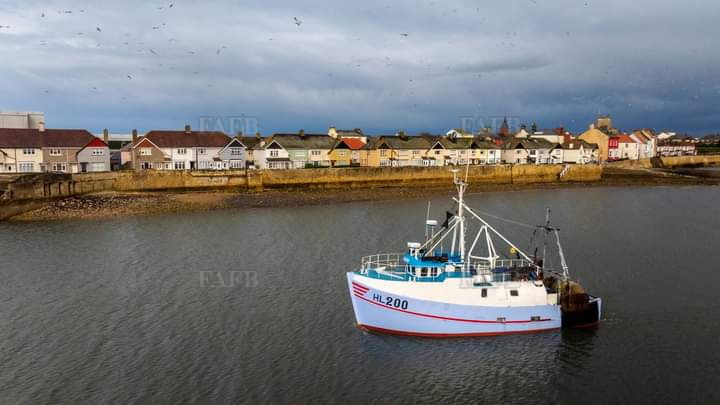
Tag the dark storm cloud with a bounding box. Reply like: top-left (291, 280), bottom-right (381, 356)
top-left (0, 0), bottom-right (718, 134)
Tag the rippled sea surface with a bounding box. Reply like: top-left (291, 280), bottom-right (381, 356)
top-left (2, 186), bottom-right (720, 403)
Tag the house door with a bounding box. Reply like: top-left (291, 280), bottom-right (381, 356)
top-left (80, 163), bottom-right (88, 173)
top-left (190, 161), bottom-right (196, 170)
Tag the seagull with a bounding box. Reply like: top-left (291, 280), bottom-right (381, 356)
top-left (152, 26), bottom-right (160, 30)
top-left (41, 12), bottom-right (45, 18)
top-left (169, 3), bottom-right (174, 8)
top-left (96, 27), bottom-right (102, 32)
top-left (150, 49), bottom-right (158, 55)
top-left (187, 51), bottom-right (195, 54)
top-left (400, 33), bottom-right (409, 37)
top-left (0, 25), bottom-right (10, 29)
top-left (293, 17), bottom-right (302, 26)
top-left (216, 46), bottom-right (227, 55)
top-left (127, 74), bottom-right (132, 79)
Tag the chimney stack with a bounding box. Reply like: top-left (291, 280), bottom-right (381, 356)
top-left (185, 124), bottom-right (192, 133)
top-left (103, 128), bottom-right (109, 143)
top-left (132, 129), bottom-right (138, 142)
top-left (38, 121), bottom-right (45, 132)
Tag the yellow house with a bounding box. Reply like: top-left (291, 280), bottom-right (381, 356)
top-left (360, 135), bottom-right (434, 167)
top-left (578, 126), bottom-right (610, 162)
top-left (328, 138), bottom-right (366, 167)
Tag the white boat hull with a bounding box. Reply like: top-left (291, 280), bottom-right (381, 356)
top-left (347, 272), bottom-right (562, 337)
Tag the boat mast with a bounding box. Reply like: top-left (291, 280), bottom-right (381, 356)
top-left (452, 169), bottom-right (467, 265)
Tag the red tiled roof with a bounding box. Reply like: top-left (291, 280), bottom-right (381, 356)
top-left (0, 128), bottom-right (100, 148)
top-left (144, 130), bottom-right (230, 147)
top-left (84, 137), bottom-right (108, 148)
top-left (617, 134), bottom-right (634, 143)
top-left (339, 138), bottom-right (365, 150)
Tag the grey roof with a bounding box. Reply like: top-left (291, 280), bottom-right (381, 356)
top-left (433, 137), bottom-right (500, 150)
top-left (238, 136), bottom-right (265, 149)
top-left (502, 138), bottom-right (558, 150)
top-left (562, 139), bottom-right (598, 150)
top-left (375, 135), bottom-right (434, 150)
top-left (268, 134), bottom-right (336, 149)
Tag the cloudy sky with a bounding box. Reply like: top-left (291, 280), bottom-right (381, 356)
top-left (1, 0), bottom-right (719, 135)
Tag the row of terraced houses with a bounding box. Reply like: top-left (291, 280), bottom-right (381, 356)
top-left (0, 112), bottom-right (696, 173)
top-left (115, 125), bottom-right (600, 171)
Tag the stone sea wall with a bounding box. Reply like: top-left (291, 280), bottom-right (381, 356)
top-left (607, 154), bottom-right (720, 169)
top-left (0, 164), bottom-right (602, 219)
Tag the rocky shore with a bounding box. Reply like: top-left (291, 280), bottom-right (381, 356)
top-left (7, 167), bottom-right (719, 221)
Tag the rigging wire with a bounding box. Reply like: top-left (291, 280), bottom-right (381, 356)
top-left (467, 206), bottom-right (538, 230)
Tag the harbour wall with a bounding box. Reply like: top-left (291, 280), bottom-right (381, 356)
top-left (606, 154), bottom-right (720, 169)
top-left (0, 164), bottom-right (602, 219)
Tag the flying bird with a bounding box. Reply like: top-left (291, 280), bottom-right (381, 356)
top-left (400, 33), bottom-right (409, 37)
top-left (293, 17), bottom-right (302, 26)
top-left (0, 25), bottom-right (10, 29)
top-left (216, 46), bottom-right (227, 55)
top-left (150, 49), bottom-right (158, 55)
top-left (127, 74), bottom-right (133, 79)
top-left (169, 3), bottom-right (174, 8)
top-left (152, 26), bottom-right (160, 30)
top-left (96, 27), bottom-right (102, 32)
top-left (41, 12), bottom-right (45, 18)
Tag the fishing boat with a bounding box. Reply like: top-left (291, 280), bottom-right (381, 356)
top-left (346, 169), bottom-right (602, 337)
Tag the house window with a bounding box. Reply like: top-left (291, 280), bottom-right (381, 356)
top-left (141, 162), bottom-right (151, 169)
top-left (413, 150), bottom-right (420, 155)
top-left (311, 150), bottom-right (321, 156)
top-left (49, 149), bottom-right (62, 156)
top-left (51, 163), bottom-right (67, 172)
top-left (174, 161), bottom-right (186, 170)
top-left (481, 288), bottom-right (487, 298)
top-left (91, 148), bottom-right (104, 156)
top-left (269, 150), bottom-right (279, 157)
top-left (23, 148), bottom-right (35, 155)
top-left (230, 147), bottom-right (243, 156)
top-left (510, 290), bottom-right (519, 297)
top-left (19, 163), bottom-right (34, 172)
top-left (177, 148), bottom-right (187, 155)
top-left (380, 149), bottom-right (387, 157)
top-left (516, 150), bottom-right (521, 154)
top-left (529, 150), bottom-right (536, 155)
top-left (140, 148), bottom-right (151, 156)
top-left (435, 150), bottom-right (441, 155)
top-left (198, 148), bottom-right (207, 155)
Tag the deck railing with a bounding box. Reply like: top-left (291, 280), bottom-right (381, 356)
top-left (360, 253), bottom-right (405, 272)
top-left (360, 254), bottom-right (533, 274)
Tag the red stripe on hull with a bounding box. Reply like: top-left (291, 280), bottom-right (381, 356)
top-left (351, 282), bottom-right (369, 292)
top-left (353, 292), bottom-right (553, 324)
top-left (357, 324), bottom-right (560, 338)
top-left (352, 287), bottom-right (366, 295)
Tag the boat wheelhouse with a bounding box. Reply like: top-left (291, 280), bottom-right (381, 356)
top-left (347, 169), bottom-right (601, 337)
